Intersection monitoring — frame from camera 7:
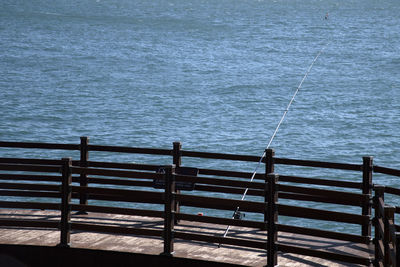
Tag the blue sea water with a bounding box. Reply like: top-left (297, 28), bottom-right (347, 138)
top-left (1, 0), bottom-right (399, 232)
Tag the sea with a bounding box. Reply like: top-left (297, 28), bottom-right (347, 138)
top-left (0, 0), bottom-right (399, 234)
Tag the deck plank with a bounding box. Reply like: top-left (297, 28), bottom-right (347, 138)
top-left (0, 209), bottom-right (373, 266)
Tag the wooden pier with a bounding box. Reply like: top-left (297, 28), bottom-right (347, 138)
top-left (0, 209), bottom-right (373, 266)
top-left (0, 137), bottom-right (400, 266)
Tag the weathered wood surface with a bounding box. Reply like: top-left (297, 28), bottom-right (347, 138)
top-left (0, 209), bottom-right (373, 267)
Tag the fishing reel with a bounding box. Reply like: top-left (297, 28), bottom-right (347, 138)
top-left (233, 211), bottom-right (245, 220)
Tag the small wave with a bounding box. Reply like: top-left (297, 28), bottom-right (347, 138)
top-left (389, 57), bottom-right (400, 65)
top-left (43, 12), bottom-right (63, 16)
top-left (217, 84), bottom-right (263, 93)
top-left (32, 11), bottom-right (66, 17)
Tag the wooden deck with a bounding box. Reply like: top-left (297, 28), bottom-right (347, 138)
top-left (0, 209), bottom-right (373, 267)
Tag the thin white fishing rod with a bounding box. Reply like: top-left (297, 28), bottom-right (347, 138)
top-left (219, 41), bottom-right (330, 245)
top-left (266, 41), bottom-right (330, 151)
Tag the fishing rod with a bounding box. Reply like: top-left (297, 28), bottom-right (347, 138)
top-left (218, 41), bottom-right (330, 246)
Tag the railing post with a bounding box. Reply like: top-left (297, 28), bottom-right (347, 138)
top-left (384, 206), bottom-right (395, 266)
top-left (264, 149), bottom-right (275, 226)
top-left (362, 156), bottom-right (373, 238)
top-left (173, 142), bottom-right (181, 224)
top-left (266, 173), bottom-right (278, 267)
top-left (59, 157), bottom-right (72, 247)
top-left (374, 185), bottom-right (385, 266)
top-left (78, 136), bottom-right (89, 214)
top-left (162, 165), bottom-right (176, 256)
top-left (265, 149), bottom-right (275, 174)
top-left (173, 142), bottom-right (181, 167)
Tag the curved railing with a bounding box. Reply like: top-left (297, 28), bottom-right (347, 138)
top-left (1, 137), bottom-right (400, 266)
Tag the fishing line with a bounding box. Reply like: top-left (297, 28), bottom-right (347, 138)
top-left (219, 41), bottom-right (330, 245)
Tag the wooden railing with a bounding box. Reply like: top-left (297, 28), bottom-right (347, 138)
top-left (1, 137), bottom-right (400, 266)
top-left (373, 165), bottom-right (400, 267)
top-left (373, 185), bottom-right (399, 267)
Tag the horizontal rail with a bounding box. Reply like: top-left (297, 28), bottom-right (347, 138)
top-left (87, 161), bottom-right (160, 171)
top-left (0, 158), bottom-right (63, 166)
top-left (88, 145), bottom-right (171, 156)
top-left (384, 186), bottom-right (400, 197)
top-left (72, 186), bottom-right (164, 204)
top-left (278, 204), bottom-right (369, 225)
top-left (277, 224), bottom-right (369, 244)
top-left (374, 166), bottom-right (400, 177)
top-left (0, 201), bottom-right (59, 210)
top-left (174, 231), bottom-right (266, 250)
top-left (198, 168), bottom-right (264, 180)
top-left (0, 182), bottom-right (60, 192)
top-left (86, 177), bottom-right (153, 188)
top-left (0, 219), bottom-right (59, 229)
top-left (176, 194), bottom-right (264, 213)
top-left (0, 163), bottom-right (61, 173)
top-left (279, 184), bottom-right (368, 204)
top-left (181, 150), bottom-right (261, 162)
top-left (176, 174), bottom-right (264, 190)
top-left (278, 192), bottom-right (363, 207)
top-left (186, 185), bottom-right (364, 207)
top-left (0, 180), bottom-right (363, 207)
top-left (0, 173), bottom-right (60, 182)
top-left (71, 166), bottom-right (162, 180)
top-left (194, 184), bottom-right (264, 197)
top-left (80, 194), bottom-right (163, 204)
top-left (0, 141), bottom-right (79, 150)
top-left (0, 189), bottom-right (61, 199)
top-left (279, 175), bottom-right (361, 189)
top-left (176, 213), bottom-right (266, 229)
top-left (274, 157), bottom-right (361, 171)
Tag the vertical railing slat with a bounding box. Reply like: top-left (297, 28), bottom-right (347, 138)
top-left (267, 173), bottom-right (278, 267)
top-left (59, 157), bottom-right (72, 247)
top-left (162, 165), bottom-right (176, 256)
top-left (78, 136), bottom-right (89, 214)
top-left (374, 185), bottom-right (385, 266)
top-left (362, 156), bottom-right (373, 239)
top-left (384, 206), bottom-right (395, 266)
top-left (264, 149), bottom-right (275, 227)
top-left (173, 142), bottom-right (181, 224)
top-left (396, 233), bottom-right (400, 267)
